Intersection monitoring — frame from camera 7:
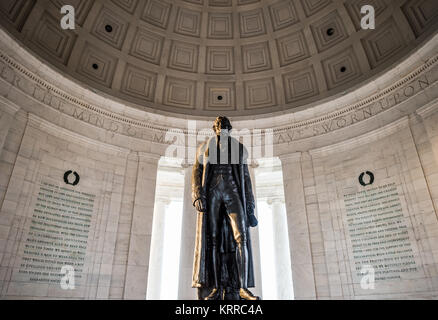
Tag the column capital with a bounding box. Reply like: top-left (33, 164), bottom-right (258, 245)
top-left (181, 159), bottom-right (192, 169)
top-left (250, 159), bottom-right (259, 169)
top-left (155, 197), bottom-right (172, 206)
top-left (267, 197), bottom-right (285, 205)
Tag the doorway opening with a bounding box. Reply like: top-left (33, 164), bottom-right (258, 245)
top-left (254, 157), bottom-right (294, 299)
top-left (147, 157), bottom-right (184, 300)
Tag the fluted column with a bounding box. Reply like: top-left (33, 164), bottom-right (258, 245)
top-left (177, 162), bottom-right (197, 299)
top-left (268, 197), bottom-right (293, 299)
top-left (146, 197), bottom-right (170, 299)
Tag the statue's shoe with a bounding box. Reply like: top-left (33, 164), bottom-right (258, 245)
top-left (204, 288), bottom-right (221, 300)
top-left (239, 288), bottom-right (260, 300)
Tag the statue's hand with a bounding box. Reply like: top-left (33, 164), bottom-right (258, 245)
top-left (246, 203), bottom-right (258, 227)
top-left (194, 198), bottom-right (207, 212)
top-left (248, 213), bottom-right (258, 227)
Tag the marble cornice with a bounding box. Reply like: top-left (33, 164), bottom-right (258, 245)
top-left (27, 113), bottom-right (131, 155)
top-left (308, 117), bottom-right (410, 158)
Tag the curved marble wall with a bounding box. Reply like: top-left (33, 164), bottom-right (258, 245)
top-left (0, 28), bottom-right (438, 299)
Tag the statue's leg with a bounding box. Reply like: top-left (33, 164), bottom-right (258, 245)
top-left (225, 193), bottom-right (259, 300)
top-left (205, 189), bottom-right (222, 300)
top-left (227, 210), bottom-right (248, 289)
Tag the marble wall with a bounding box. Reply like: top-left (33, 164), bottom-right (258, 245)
top-left (0, 110), bottom-right (161, 299)
top-left (295, 116), bottom-right (438, 299)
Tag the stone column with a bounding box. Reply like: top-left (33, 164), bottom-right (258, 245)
top-left (146, 197), bottom-right (170, 300)
top-left (177, 163), bottom-right (197, 299)
top-left (124, 152), bottom-right (161, 299)
top-left (279, 153), bottom-right (316, 299)
top-left (248, 161), bottom-right (263, 298)
top-left (268, 197), bottom-right (293, 299)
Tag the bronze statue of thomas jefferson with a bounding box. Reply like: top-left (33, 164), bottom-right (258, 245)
top-left (191, 116), bottom-right (260, 300)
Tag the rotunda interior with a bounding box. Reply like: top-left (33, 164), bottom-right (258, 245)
top-left (0, 0), bottom-right (437, 300)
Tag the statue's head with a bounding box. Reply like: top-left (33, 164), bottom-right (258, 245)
top-left (212, 116), bottom-right (232, 136)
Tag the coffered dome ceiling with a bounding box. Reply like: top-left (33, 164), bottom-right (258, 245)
top-left (0, 0), bottom-right (437, 118)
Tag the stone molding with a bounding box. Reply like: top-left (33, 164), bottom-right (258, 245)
top-left (278, 152), bottom-right (302, 164)
top-left (416, 97), bottom-right (438, 119)
top-left (0, 96), bottom-right (20, 116)
top-left (27, 113), bottom-right (131, 155)
top-left (308, 116), bottom-right (410, 158)
top-left (138, 152), bottom-right (162, 164)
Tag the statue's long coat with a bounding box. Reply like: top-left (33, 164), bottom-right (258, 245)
top-left (191, 136), bottom-right (256, 289)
